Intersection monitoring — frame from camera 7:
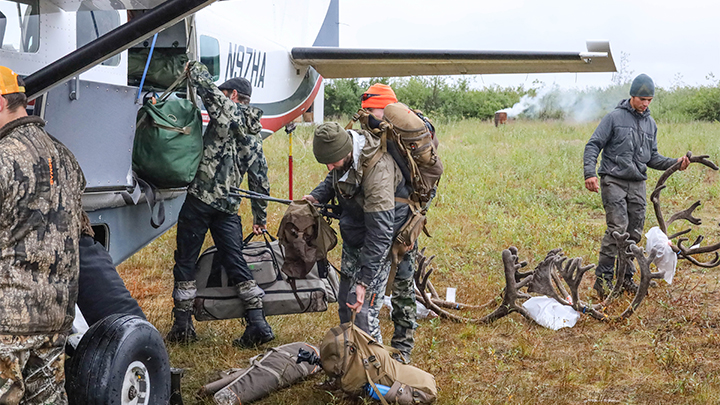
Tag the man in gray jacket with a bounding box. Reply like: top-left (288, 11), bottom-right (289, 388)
top-left (304, 122), bottom-right (415, 363)
top-left (584, 73), bottom-right (689, 299)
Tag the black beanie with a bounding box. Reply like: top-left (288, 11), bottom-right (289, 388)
top-left (630, 74), bottom-right (654, 97)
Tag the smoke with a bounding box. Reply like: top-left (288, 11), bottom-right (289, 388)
top-left (499, 85), bottom-right (628, 122)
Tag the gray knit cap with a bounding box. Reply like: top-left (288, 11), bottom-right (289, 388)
top-left (630, 74), bottom-right (655, 97)
top-left (313, 123), bottom-right (353, 164)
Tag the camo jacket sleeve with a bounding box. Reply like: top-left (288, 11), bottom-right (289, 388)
top-left (246, 148), bottom-right (269, 226)
top-left (188, 61), bottom-right (238, 140)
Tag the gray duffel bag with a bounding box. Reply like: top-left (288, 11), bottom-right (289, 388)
top-left (194, 233), bottom-right (339, 321)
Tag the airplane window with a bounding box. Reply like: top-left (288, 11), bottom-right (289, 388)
top-left (77, 6), bottom-right (120, 66)
top-left (200, 35), bottom-right (220, 81)
top-left (0, 0), bottom-right (40, 53)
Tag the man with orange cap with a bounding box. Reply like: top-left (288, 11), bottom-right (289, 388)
top-left (361, 82), bottom-right (398, 120)
top-left (0, 66), bottom-right (85, 404)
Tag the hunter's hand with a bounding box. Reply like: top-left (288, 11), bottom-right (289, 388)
top-left (678, 156), bottom-right (690, 171)
top-left (585, 177), bottom-right (599, 193)
top-left (347, 284), bottom-right (366, 313)
top-left (302, 195), bottom-right (318, 204)
top-left (253, 224), bottom-right (266, 235)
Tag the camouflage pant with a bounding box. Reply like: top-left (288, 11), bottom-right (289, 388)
top-left (0, 333), bottom-right (67, 405)
top-left (338, 244), bottom-right (417, 356)
top-left (597, 176), bottom-right (645, 280)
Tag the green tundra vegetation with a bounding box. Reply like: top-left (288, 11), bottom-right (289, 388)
top-left (120, 91), bottom-right (720, 403)
top-left (324, 76), bottom-right (720, 123)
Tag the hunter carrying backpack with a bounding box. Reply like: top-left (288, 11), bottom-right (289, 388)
top-left (319, 318), bottom-right (437, 404)
top-left (349, 103), bottom-right (443, 263)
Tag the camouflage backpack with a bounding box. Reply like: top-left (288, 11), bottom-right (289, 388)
top-left (276, 200), bottom-right (338, 279)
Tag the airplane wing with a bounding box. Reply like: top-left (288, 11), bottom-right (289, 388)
top-left (291, 41), bottom-right (614, 78)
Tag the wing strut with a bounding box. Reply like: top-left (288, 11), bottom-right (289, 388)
top-left (24, 0), bottom-right (218, 99)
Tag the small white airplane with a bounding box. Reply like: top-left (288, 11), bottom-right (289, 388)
top-left (0, 0), bottom-right (615, 402)
top-left (3, 0), bottom-right (616, 265)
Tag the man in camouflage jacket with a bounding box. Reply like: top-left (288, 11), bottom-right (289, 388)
top-left (167, 61), bottom-right (274, 348)
top-left (0, 67), bottom-right (85, 404)
top-left (304, 122), bottom-right (416, 364)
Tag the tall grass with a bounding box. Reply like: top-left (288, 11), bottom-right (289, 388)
top-left (120, 119), bottom-right (720, 404)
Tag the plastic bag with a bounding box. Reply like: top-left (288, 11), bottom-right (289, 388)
top-left (645, 226), bottom-right (677, 284)
top-left (522, 296), bottom-right (579, 330)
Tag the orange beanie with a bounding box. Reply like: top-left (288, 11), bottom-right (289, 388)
top-left (361, 83), bottom-right (397, 109)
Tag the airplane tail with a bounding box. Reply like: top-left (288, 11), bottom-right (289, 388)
top-left (312, 0), bottom-right (338, 47)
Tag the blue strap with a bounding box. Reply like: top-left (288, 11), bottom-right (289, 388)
top-left (136, 33), bottom-right (158, 101)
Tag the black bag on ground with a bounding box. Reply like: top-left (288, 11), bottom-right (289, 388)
top-left (194, 233), bottom-right (339, 321)
top-left (198, 342), bottom-right (321, 404)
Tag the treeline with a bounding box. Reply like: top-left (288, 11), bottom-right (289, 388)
top-left (324, 77), bottom-right (720, 122)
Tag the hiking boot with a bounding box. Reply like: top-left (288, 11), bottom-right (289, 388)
top-left (593, 278), bottom-right (613, 301)
top-left (622, 277), bottom-right (639, 295)
top-left (233, 308), bottom-right (275, 348)
top-left (166, 308), bottom-right (198, 343)
top-left (391, 351), bottom-right (411, 365)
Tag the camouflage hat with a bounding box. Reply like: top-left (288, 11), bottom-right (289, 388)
top-left (219, 77), bottom-right (252, 97)
top-left (0, 66), bottom-right (24, 95)
top-left (313, 123), bottom-right (352, 164)
top-left (630, 74), bottom-right (654, 97)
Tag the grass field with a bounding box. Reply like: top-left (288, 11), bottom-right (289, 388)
top-left (119, 118), bottom-right (720, 404)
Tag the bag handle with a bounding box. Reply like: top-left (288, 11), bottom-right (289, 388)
top-left (158, 70), bottom-right (198, 110)
top-left (134, 176), bottom-right (165, 229)
top-left (243, 231), bottom-right (283, 282)
top-left (347, 312), bottom-right (390, 405)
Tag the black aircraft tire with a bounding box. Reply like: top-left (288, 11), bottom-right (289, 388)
top-left (66, 314), bottom-right (171, 404)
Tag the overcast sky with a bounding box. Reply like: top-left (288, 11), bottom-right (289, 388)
top-left (339, 0), bottom-right (720, 90)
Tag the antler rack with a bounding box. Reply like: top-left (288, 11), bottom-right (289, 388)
top-left (650, 152), bottom-right (720, 267)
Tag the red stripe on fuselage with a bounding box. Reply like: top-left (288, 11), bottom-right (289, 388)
top-left (260, 75), bottom-right (323, 132)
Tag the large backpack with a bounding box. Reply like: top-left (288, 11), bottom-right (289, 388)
top-left (319, 319), bottom-right (437, 404)
top-left (348, 104), bottom-right (443, 266)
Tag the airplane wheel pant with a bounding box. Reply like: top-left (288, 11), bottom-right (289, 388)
top-left (66, 314), bottom-right (171, 404)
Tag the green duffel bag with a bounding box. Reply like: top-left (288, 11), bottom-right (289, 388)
top-left (133, 73), bottom-right (203, 188)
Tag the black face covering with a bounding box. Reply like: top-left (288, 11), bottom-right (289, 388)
top-left (367, 113), bottom-right (383, 130)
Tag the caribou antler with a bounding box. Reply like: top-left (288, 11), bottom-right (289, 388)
top-left (619, 244), bottom-right (663, 319)
top-left (651, 152), bottom-right (720, 267)
top-left (414, 246), bottom-right (532, 324)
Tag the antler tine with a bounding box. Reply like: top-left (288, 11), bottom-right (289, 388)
top-left (619, 245), bottom-right (663, 319)
top-left (601, 232), bottom-right (634, 306)
top-left (673, 237), bottom-right (720, 267)
top-left (479, 248), bottom-right (535, 323)
top-left (689, 153), bottom-right (720, 170)
top-left (667, 201), bottom-right (702, 227)
top-left (667, 228), bottom-right (692, 240)
top-left (650, 184), bottom-right (669, 234)
top-left (527, 252), bottom-right (569, 305)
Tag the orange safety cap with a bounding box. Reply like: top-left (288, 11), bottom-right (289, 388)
top-left (0, 67), bottom-right (24, 95)
top-left (361, 83), bottom-right (397, 109)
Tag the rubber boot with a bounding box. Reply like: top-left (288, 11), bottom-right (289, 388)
top-left (233, 308), bottom-right (275, 348)
top-left (166, 308), bottom-right (197, 343)
top-left (594, 255), bottom-right (615, 300)
top-left (622, 276), bottom-right (639, 295)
